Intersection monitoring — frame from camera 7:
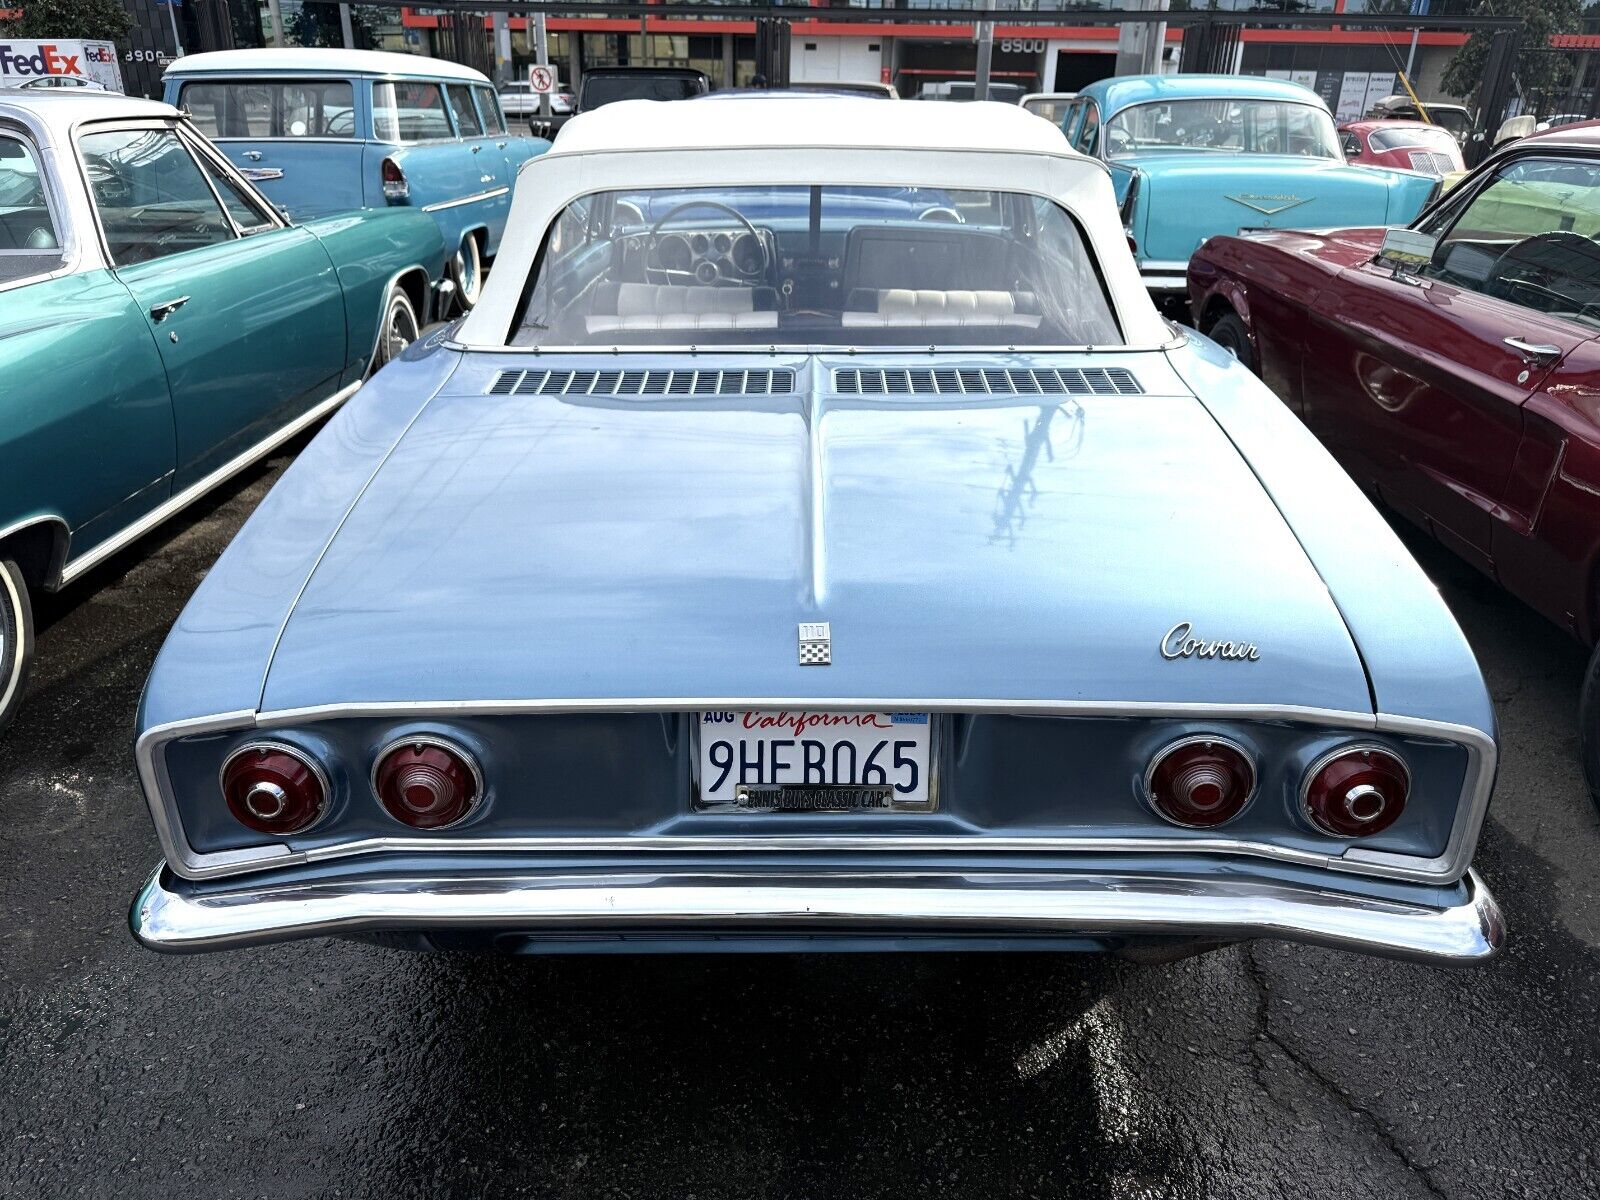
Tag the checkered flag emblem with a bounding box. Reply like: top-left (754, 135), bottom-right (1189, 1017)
top-left (798, 622), bottom-right (832, 666)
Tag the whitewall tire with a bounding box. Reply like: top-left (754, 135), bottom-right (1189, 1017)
top-left (0, 558), bottom-right (34, 734)
top-left (452, 234), bottom-right (483, 312)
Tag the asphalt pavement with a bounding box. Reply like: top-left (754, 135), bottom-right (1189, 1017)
top-left (2, 445), bottom-right (1598, 1199)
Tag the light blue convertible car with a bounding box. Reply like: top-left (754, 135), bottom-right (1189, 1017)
top-left (1057, 75), bottom-right (1440, 303)
top-left (163, 49), bottom-right (550, 309)
top-left (129, 98), bottom-right (1503, 965)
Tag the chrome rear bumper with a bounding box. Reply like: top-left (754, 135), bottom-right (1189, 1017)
top-left (131, 865), bottom-right (1504, 964)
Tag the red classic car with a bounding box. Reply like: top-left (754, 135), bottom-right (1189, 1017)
top-left (1338, 119), bottom-right (1465, 178)
top-left (1189, 122), bottom-right (1600, 805)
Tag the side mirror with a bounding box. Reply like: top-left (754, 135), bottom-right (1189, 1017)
top-left (1376, 227), bottom-right (1438, 273)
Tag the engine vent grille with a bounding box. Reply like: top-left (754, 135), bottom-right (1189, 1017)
top-left (488, 368), bottom-right (796, 397)
top-left (833, 366), bottom-right (1142, 397)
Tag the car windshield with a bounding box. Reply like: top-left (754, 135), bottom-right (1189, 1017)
top-left (1023, 97), bottom-right (1075, 125)
top-left (1370, 125), bottom-right (1459, 154)
top-left (510, 184), bottom-right (1122, 348)
top-left (1106, 99), bottom-right (1340, 158)
top-left (1428, 156), bottom-right (1600, 328)
top-left (179, 79), bottom-right (356, 139)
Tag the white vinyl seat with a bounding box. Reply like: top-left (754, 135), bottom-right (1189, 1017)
top-left (841, 289), bottom-right (1043, 329)
top-left (585, 282), bottom-right (779, 334)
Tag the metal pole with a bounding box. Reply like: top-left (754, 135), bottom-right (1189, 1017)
top-left (1405, 27), bottom-right (1419, 78)
top-left (165, 1), bottom-right (185, 57)
top-left (264, 0), bottom-right (285, 46)
top-left (535, 10), bottom-right (551, 120)
top-left (492, 11), bottom-right (511, 85)
top-left (974, 20), bottom-right (992, 100)
top-left (339, 3), bottom-right (355, 49)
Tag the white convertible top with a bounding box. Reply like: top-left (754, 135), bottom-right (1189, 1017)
top-left (551, 97), bottom-right (1080, 158)
top-left (164, 48), bottom-right (489, 83)
top-left (457, 95), bottom-right (1172, 350)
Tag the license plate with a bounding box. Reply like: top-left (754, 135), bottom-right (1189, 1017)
top-left (696, 710), bottom-right (934, 812)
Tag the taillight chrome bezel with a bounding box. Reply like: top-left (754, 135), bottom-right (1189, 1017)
top-left (1300, 742), bottom-right (1412, 838)
top-left (1142, 734), bottom-right (1259, 830)
top-left (219, 740), bottom-right (332, 836)
top-left (370, 733), bottom-right (485, 831)
top-left (380, 157), bottom-right (409, 203)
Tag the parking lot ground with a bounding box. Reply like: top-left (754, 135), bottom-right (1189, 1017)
top-left (2, 447), bottom-right (1599, 1200)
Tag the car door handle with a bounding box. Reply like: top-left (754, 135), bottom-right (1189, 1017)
top-left (496, 141), bottom-right (507, 149)
top-left (471, 144), bottom-right (482, 153)
top-left (149, 296), bottom-right (190, 322)
top-left (1504, 336), bottom-right (1562, 365)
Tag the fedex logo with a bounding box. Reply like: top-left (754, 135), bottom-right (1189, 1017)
top-left (0, 43), bottom-right (83, 77)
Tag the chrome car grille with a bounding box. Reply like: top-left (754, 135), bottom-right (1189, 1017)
top-left (834, 366), bottom-right (1143, 397)
top-left (488, 368), bottom-right (798, 396)
top-left (1406, 150), bottom-right (1455, 176)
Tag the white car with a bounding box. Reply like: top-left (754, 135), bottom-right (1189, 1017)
top-left (499, 80), bottom-right (573, 117)
top-left (5, 75), bottom-right (108, 92)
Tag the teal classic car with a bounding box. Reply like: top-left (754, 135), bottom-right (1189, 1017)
top-left (163, 49), bottom-right (552, 310)
top-left (0, 90), bottom-right (448, 730)
top-left (1058, 75), bottom-right (1440, 304)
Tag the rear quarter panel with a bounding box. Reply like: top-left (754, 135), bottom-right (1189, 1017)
top-left (300, 208), bottom-right (448, 386)
top-left (1168, 332), bottom-right (1493, 738)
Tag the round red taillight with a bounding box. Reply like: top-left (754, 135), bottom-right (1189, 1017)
top-left (1303, 745), bottom-right (1409, 837)
top-left (221, 743), bottom-right (328, 836)
top-left (1146, 736), bottom-right (1256, 828)
top-left (374, 737), bottom-right (481, 830)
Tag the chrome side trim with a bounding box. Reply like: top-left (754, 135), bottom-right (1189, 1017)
top-left (134, 700), bottom-right (1496, 886)
top-left (421, 186), bottom-right (509, 213)
top-left (60, 381), bottom-right (360, 584)
top-left (130, 863), bottom-right (1505, 965)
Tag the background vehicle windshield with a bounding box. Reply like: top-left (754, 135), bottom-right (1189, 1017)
top-left (1106, 99), bottom-right (1339, 158)
top-left (180, 80), bottom-right (355, 139)
top-left (581, 74), bottom-right (704, 108)
top-left (510, 184), bottom-right (1122, 348)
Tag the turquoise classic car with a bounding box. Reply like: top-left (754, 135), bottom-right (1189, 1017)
top-left (1059, 75), bottom-right (1440, 304)
top-left (0, 90), bottom-right (448, 730)
top-left (163, 49), bottom-right (552, 311)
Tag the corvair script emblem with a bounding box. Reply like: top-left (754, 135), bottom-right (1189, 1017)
top-left (1226, 193), bottom-right (1310, 217)
top-left (1161, 621), bottom-right (1260, 662)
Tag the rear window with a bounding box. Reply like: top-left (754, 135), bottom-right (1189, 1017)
top-left (581, 74), bottom-right (704, 109)
top-left (0, 133), bottom-right (62, 283)
top-left (180, 79), bottom-right (355, 139)
top-left (1370, 126), bottom-right (1460, 154)
top-left (510, 184), bottom-right (1122, 348)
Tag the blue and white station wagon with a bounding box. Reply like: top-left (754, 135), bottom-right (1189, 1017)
top-left (163, 49), bottom-right (550, 308)
top-left (129, 98), bottom-right (1503, 966)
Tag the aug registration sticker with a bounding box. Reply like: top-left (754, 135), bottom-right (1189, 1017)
top-left (696, 711), bottom-right (933, 812)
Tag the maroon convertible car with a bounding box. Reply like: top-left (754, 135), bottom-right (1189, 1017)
top-left (1189, 122), bottom-right (1600, 805)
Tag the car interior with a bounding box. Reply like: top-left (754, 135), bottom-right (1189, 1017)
top-left (0, 136), bottom-right (63, 282)
top-left (1425, 156), bottom-right (1600, 324)
top-left (511, 185), bottom-right (1124, 347)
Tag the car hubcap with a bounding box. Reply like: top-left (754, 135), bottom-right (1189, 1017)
top-left (457, 247), bottom-right (479, 301)
top-left (385, 303), bottom-right (418, 363)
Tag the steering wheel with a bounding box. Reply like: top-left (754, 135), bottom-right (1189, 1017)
top-left (645, 199), bottom-right (768, 285)
top-left (1485, 230), bottom-right (1597, 310)
top-left (917, 206), bottom-right (965, 224)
